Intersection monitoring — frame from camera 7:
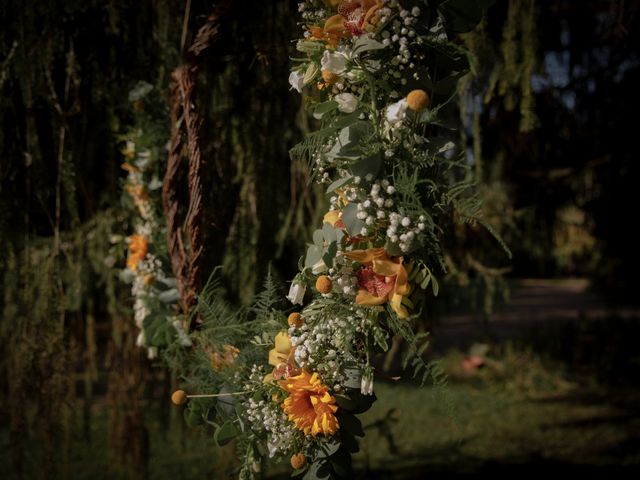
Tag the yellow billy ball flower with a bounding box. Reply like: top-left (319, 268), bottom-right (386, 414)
top-left (315, 275), bottom-right (333, 294)
top-left (290, 453), bottom-right (307, 470)
top-left (406, 89), bottom-right (430, 112)
top-left (171, 390), bottom-right (188, 405)
top-left (287, 312), bottom-right (304, 328)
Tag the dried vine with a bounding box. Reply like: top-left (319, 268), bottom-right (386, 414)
top-left (163, 1), bottom-right (233, 328)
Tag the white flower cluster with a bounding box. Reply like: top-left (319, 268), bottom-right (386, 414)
top-left (243, 365), bottom-right (298, 458)
top-left (298, 0), bottom-right (329, 24)
top-left (378, 2), bottom-right (425, 85)
top-left (328, 253), bottom-right (358, 296)
top-left (289, 313), bottom-right (354, 388)
top-left (387, 212), bottom-right (426, 252)
top-left (246, 396), bottom-right (297, 458)
top-left (355, 179), bottom-right (396, 237)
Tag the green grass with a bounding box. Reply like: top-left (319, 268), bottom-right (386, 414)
top-left (355, 381), bottom-right (640, 476)
top-left (3, 318), bottom-right (640, 479)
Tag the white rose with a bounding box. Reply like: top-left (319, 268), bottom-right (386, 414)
top-left (288, 71), bottom-right (305, 93)
top-left (321, 50), bottom-right (347, 75)
top-left (334, 93), bottom-right (358, 113)
top-left (385, 98), bottom-right (408, 124)
top-left (286, 281), bottom-right (306, 305)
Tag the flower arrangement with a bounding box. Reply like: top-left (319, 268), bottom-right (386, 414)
top-left (167, 1), bottom-right (498, 478)
top-left (118, 82), bottom-right (191, 358)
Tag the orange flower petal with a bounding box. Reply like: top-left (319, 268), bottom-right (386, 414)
top-left (355, 289), bottom-right (388, 306)
top-left (390, 292), bottom-right (409, 319)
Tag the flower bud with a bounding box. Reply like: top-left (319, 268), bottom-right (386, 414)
top-left (290, 453), bottom-right (307, 470)
top-left (315, 275), bottom-right (333, 294)
top-left (406, 89), bottom-right (430, 112)
top-left (171, 390), bottom-right (188, 405)
top-left (321, 69), bottom-right (339, 85)
top-left (287, 312), bottom-right (304, 328)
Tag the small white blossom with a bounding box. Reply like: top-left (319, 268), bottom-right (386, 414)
top-left (288, 71), bottom-right (305, 93)
top-left (321, 50), bottom-right (348, 74)
top-left (334, 93), bottom-right (358, 113)
top-left (286, 281), bottom-right (306, 305)
top-left (385, 99), bottom-right (408, 124)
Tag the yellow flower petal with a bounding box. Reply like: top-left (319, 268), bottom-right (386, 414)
top-left (371, 257), bottom-right (401, 277)
top-left (274, 331), bottom-right (291, 353)
top-left (390, 292), bottom-right (409, 319)
top-left (323, 210), bottom-right (341, 227)
top-left (344, 247), bottom-right (386, 263)
top-left (324, 14), bottom-right (349, 36)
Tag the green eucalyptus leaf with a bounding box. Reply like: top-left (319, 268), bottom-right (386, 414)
top-left (347, 390), bottom-right (376, 414)
top-left (315, 439), bottom-right (340, 459)
top-left (184, 403), bottom-right (204, 427)
top-left (351, 152), bottom-right (382, 179)
top-left (339, 431), bottom-right (360, 453)
top-left (334, 394), bottom-right (356, 410)
top-left (214, 421), bottom-right (238, 447)
top-left (341, 203), bottom-right (364, 237)
top-left (313, 100), bottom-right (338, 119)
top-left (322, 241), bottom-right (337, 267)
top-left (322, 223), bottom-right (337, 243)
top-left (337, 412), bottom-right (364, 437)
top-left (384, 240), bottom-right (403, 257)
top-left (305, 245), bottom-right (323, 269)
top-left (313, 229), bottom-right (324, 246)
top-left (326, 175), bottom-right (353, 193)
top-left (328, 447), bottom-right (353, 478)
top-left (302, 460), bottom-right (332, 480)
top-left (431, 274), bottom-right (440, 296)
top-left (352, 35), bottom-right (385, 55)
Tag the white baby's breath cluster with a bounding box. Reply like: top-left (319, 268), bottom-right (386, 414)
top-left (246, 397), bottom-right (297, 458)
top-left (289, 312), bottom-right (355, 387)
top-left (377, 2), bottom-right (425, 85)
top-left (328, 253), bottom-right (358, 295)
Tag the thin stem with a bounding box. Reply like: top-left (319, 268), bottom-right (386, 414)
top-left (186, 392), bottom-right (247, 398)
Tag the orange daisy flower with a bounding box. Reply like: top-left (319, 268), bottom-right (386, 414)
top-left (280, 370), bottom-right (339, 436)
top-left (127, 234), bottom-right (148, 271)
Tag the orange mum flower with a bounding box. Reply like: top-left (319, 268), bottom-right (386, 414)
top-left (210, 344), bottom-right (240, 372)
top-left (310, 0), bottom-right (382, 47)
top-left (280, 370), bottom-right (339, 436)
top-left (344, 247), bottom-right (411, 318)
top-left (127, 234), bottom-right (148, 271)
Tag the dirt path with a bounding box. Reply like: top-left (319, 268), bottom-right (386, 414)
top-left (432, 278), bottom-right (640, 352)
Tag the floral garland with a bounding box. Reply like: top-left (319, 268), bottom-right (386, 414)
top-left (118, 82), bottom-right (191, 358)
top-left (168, 1), bottom-right (493, 479)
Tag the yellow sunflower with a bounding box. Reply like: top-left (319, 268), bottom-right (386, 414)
top-left (280, 370), bottom-right (339, 436)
